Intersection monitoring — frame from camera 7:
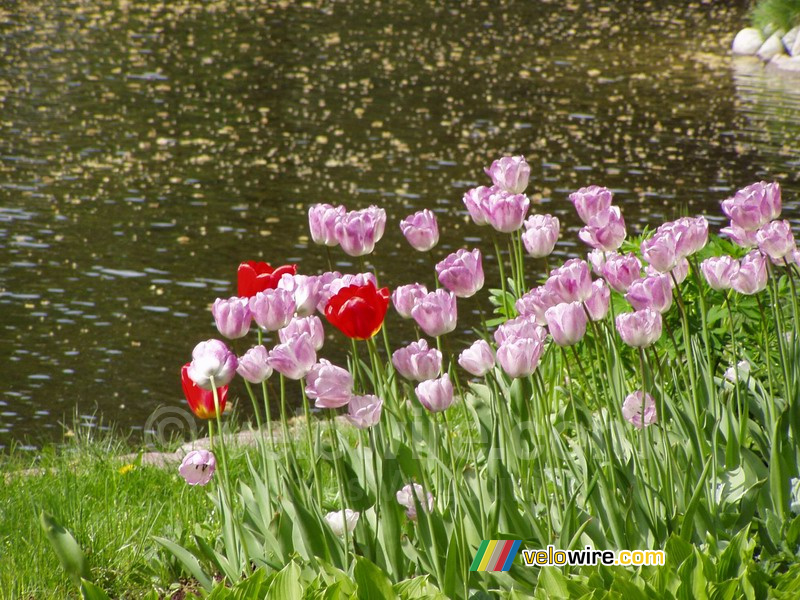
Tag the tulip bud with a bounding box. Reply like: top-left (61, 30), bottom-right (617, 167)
top-left (458, 339), bottom-right (495, 377)
top-left (436, 248), bottom-right (484, 298)
top-left (415, 373), bottom-right (455, 413)
top-left (400, 209), bottom-right (439, 252)
top-left (187, 339), bottom-right (238, 389)
top-left (622, 391), bottom-right (657, 429)
top-left (569, 185), bottom-right (613, 224)
top-left (324, 509), bottom-right (359, 536)
top-left (179, 450), bottom-right (216, 486)
top-left (346, 395), bottom-right (383, 429)
top-left (521, 214), bottom-right (560, 258)
top-left (305, 359), bottom-right (353, 408)
top-left (396, 483), bottom-right (434, 520)
top-left (392, 283), bottom-right (428, 319)
top-left (545, 302), bottom-right (587, 346)
top-left (392, 340), bottom-right (442, 382)
top-left (485, 155), bottom-right (530, 194)
top-left (411, 289), bottom-right (458, 337)
top-left (236, 345), bottom-right (272, 384)
top-left (615, 309), bottom-right (662, 348)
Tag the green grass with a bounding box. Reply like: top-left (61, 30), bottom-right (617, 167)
top-left (752, 0), bottom-right (800, 32)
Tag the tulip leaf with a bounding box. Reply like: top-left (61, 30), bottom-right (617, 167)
top-left (80, 579), bottom-right (112, 600)
top-left (153, 536), bottom-right (213, 591)
top-left (39, 511), bottom-right (91, 586)
top-left (267, 561), bottom-right (303, 600)
top-left (354, 555), bottom-right (399, 600)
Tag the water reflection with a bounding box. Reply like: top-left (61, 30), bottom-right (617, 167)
top-left (0, 0), bottom-right (797, 446)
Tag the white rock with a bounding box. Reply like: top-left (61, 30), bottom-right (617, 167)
top-left (757, 32), bottom-right (786, 60)
top-left (768, 54), bottom-right (800, 72)
top-left (732, 27), bottom-right (764, 55)
top-left (794, 31), bottom-right (800, 57)
top-left (783, 26), bottom-right (800, 54)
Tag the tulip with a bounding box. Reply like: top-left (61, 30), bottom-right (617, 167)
top-left (415, 373), bottom-right (455, 413)
top-left (458, 339), bottom-right (495, 377)
top-left (655, 217), bottom-right (708, 258)
top-left (545, 302), bottom-right (587, 346)
top-left (305, 359), bottom-right (353, 408)
top-left (485, 190), bottom-right (530, 233)
top-left (649, 258), bottom-right (689, 287)
top-left (496, 336), bottom-right (545, 378)
top-left (721, 181), bottom-right (781, 231)
top-left (724, 360), bottom-right (751, 384)
top-left (391, 283), bottom-right (428, 319)
top-left (494, 314), bottom-right (547, 346)
top-left (587, 249), bottom-right (608, 275)
top-left (546, 258), bottom-right (593, 303)
top-left (317, 272), bottom-right (376, 313)
top-left (462, 186), bottom-right (493, 226)
top-left (334, 206), bottom-right (387, 256)
top-left (700, 256), bottom-right (739, 291)
top-left (397, 483), bottom-right (434, 520)
top-left (521, 214), bottom-right (560, 258)
top-left (236, 345), bottom-right (272, 384)
top-left (622, 392), bottom-right (657, 429)
top-left (584, 279), bottom-right (610, 321)
top-left (277, 274), bottom-right (322, 317)
top-left (731, 250), bottom-right (768, 295)
top-left (187, 339), bottom-right (238, 389)
top-left (569, 185), bottom-right (613, 224)
top-left (515, 285), bottom-right (559, 326)
top-left (411, 289), bottom-right (457, 337)
top-left (325, 282), bottom-right (390, 340)
top-left (179, 450), bottom-right (216, 486)
top-left (757, 219), bottom-right (796, 261)
top-left (436, 248), bottom-right (484, 298)
top-left (309, 203), bottom-right (346, 246)
top-left (268, 332), bottom-right (317, 380)
top-left (615, 309), bottom-right (662, 348)
top-left (279, 315), bottom-right (325, 351)
top-left (485, 155), bottom-right (530, 194)
top-left (400, 209), bottom-right (439, 252)
top-left (626, 275), bottom-right (673, 314)
top-left (249, 288), bottom-right (296, 332)
top-left (346, 395), bottom-right (383, 429)
top-left (640, 230), bottom-right (678, 273)
top-left (720, 223), bottom-right (758, 249)
top-left (578, 206), bottom-right (626, 252)
top-left (601, 252), bottom-right (642, 293)
top-left (181, 363), bottom-right (228, 419)
top-left (392, 340), bottom-right (442, 382)
top-left (211, 296), bottom-right (253, 339)
top-left (237, 261), bottom-right (297, 298)
top-left (324, 509), bottom-right (360, 536)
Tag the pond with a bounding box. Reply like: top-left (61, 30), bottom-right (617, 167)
top-left (1, 0), bottom-right (798, 447)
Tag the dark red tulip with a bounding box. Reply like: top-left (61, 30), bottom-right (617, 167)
top-left (325, 282), bottom-right (390, 340)
top-left (237, 261), bottom-right (297, 298)
top-left (181, 363), bottom-right (228, 419)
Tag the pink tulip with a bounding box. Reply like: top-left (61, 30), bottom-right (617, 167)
top-left (731, 250), bottom-right (768, 295)
top-left (601, 252), bottom-right (641, 293)
top-left (546, 258), bottom-right (593, 303)
top-left (415, 373), bottom-right (455, 413)
top-left (622, 391), bottom-right (657, 428)
top-left (249, 288), bottom-right (296, 332)
top-left (496, 337), bottom-right (545, 378)
top-left (721, 181), bottom-right (781, 231)
top-left (656, 216), bottom-right (709, 258)
top-left (578, 206), bottom-right (626, 252)
top-left (515, 286), bottom-right (560, 326)
top-left (411, 289), bottom-right (457, 337)
top-left (462, 186), bottom-right (493, 226)
top-left (521, 214), bottom-right (560, 258)
top-left (494, 314), bottom-right (547, 346)
top-left (305, 359), bottom-right (353, 408)
top-left (397, 483), bottom-right (434, 520)
top-left (392, 283), bottom-right (428, 319)
top-left (720, 223), bottom-right (758, 249)
top-left (278, 274), bottom-right (322, 317)
top-left (212, 296), bottom-right (253, 339)
top-left (485, 190), bottom-right (530, 233)
top-left (700, 256), bottom-right (739, 291)
top-left (587, 249), bottom-right (608, 275)
top-left (485, 155), bottom-right (530, 194)
top-left (309, 203), bottom-right (345, 246)
top-left (569, 185), bottom-right (613, 224)
top-left (346, 395), bottom-right (382, 429)
top-left (268, 332), bottom-right (317, 380)
top-left (458, 340), bottom-right (495, 377)
top-left (392, 339), bottom-right (442, 382)
top-left (640, 230), bottom-right (679, 273)
top-left (647, 258), bottom-right (688, 287)
top-left (400, 209), bottom-right (439, 252)
top-left (626, 275), bottom-right (673, 314)
top-left (757, 219), bottom-right (796, 261)
top-left (317, 272), bottom-right (376, 312)
top-left (436, 248), bottom-right (484, 298)
top-left (236, 345), bottom-right (273, 384)
top-left (584, 279), bottom-right (610, 321)
top-left (545, 302), bottom-right (587, 346)
top-left (187, 339), bottom-right (238, 389)
top-left (280, 316), bottom-right (325, 351)
top-left (615, 309), bottom-right (662, 348)
top-left (179, 450), bottom-right (216, 486)
top-left (334, 206), bottom-right (387, 256)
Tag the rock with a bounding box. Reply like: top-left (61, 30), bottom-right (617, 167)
top-left (794, 31), bottom-right (800, 57)
top-left (732, 27), bottom-right (764, 55)
top-left (783, 26), bottom-right (800, 54)
top-left (757, 32), bottom-right (786, 60)
top-left (768, 54), bottom-right (800, 73)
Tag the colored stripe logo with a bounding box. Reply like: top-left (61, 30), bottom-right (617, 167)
top-left (470, 540), bottom-right (521, 571)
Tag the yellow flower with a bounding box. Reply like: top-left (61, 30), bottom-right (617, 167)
top-left (118, 463), bottom-right (136, 475)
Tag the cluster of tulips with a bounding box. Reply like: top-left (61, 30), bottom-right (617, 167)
top-left (176, 152), bottom-right (798, 548)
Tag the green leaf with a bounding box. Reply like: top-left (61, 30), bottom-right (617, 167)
top-left (267, 561), bottom-right (303, 600)
top-left (153, 536), bottom-right (213, 591)
top-left (40, 511), bottom-right (91, 586)
top-left (80, 579), bottom-right (112, 600)
top-left (393, 576), bottom-right (446, 599)
top-left (353, 555), bottom-right (398, 599)
top-left (536, 566), bottom-right (570, 599)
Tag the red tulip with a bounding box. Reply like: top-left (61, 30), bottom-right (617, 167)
top-left (237, 261), bottom-right (297, 298)
top-left (325, 282), bottom-right (390, 340)
top-left (181, 363), bottom-right (228, 419)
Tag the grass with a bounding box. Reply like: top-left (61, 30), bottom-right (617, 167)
top-left (752, 0), bottom-right (800, 32)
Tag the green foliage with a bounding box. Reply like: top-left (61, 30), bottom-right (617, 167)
top-left (752, 0), bottom-right (800, 32)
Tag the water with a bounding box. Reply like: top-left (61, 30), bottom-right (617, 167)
top-left (1, 0), bottom-right (798, 447)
